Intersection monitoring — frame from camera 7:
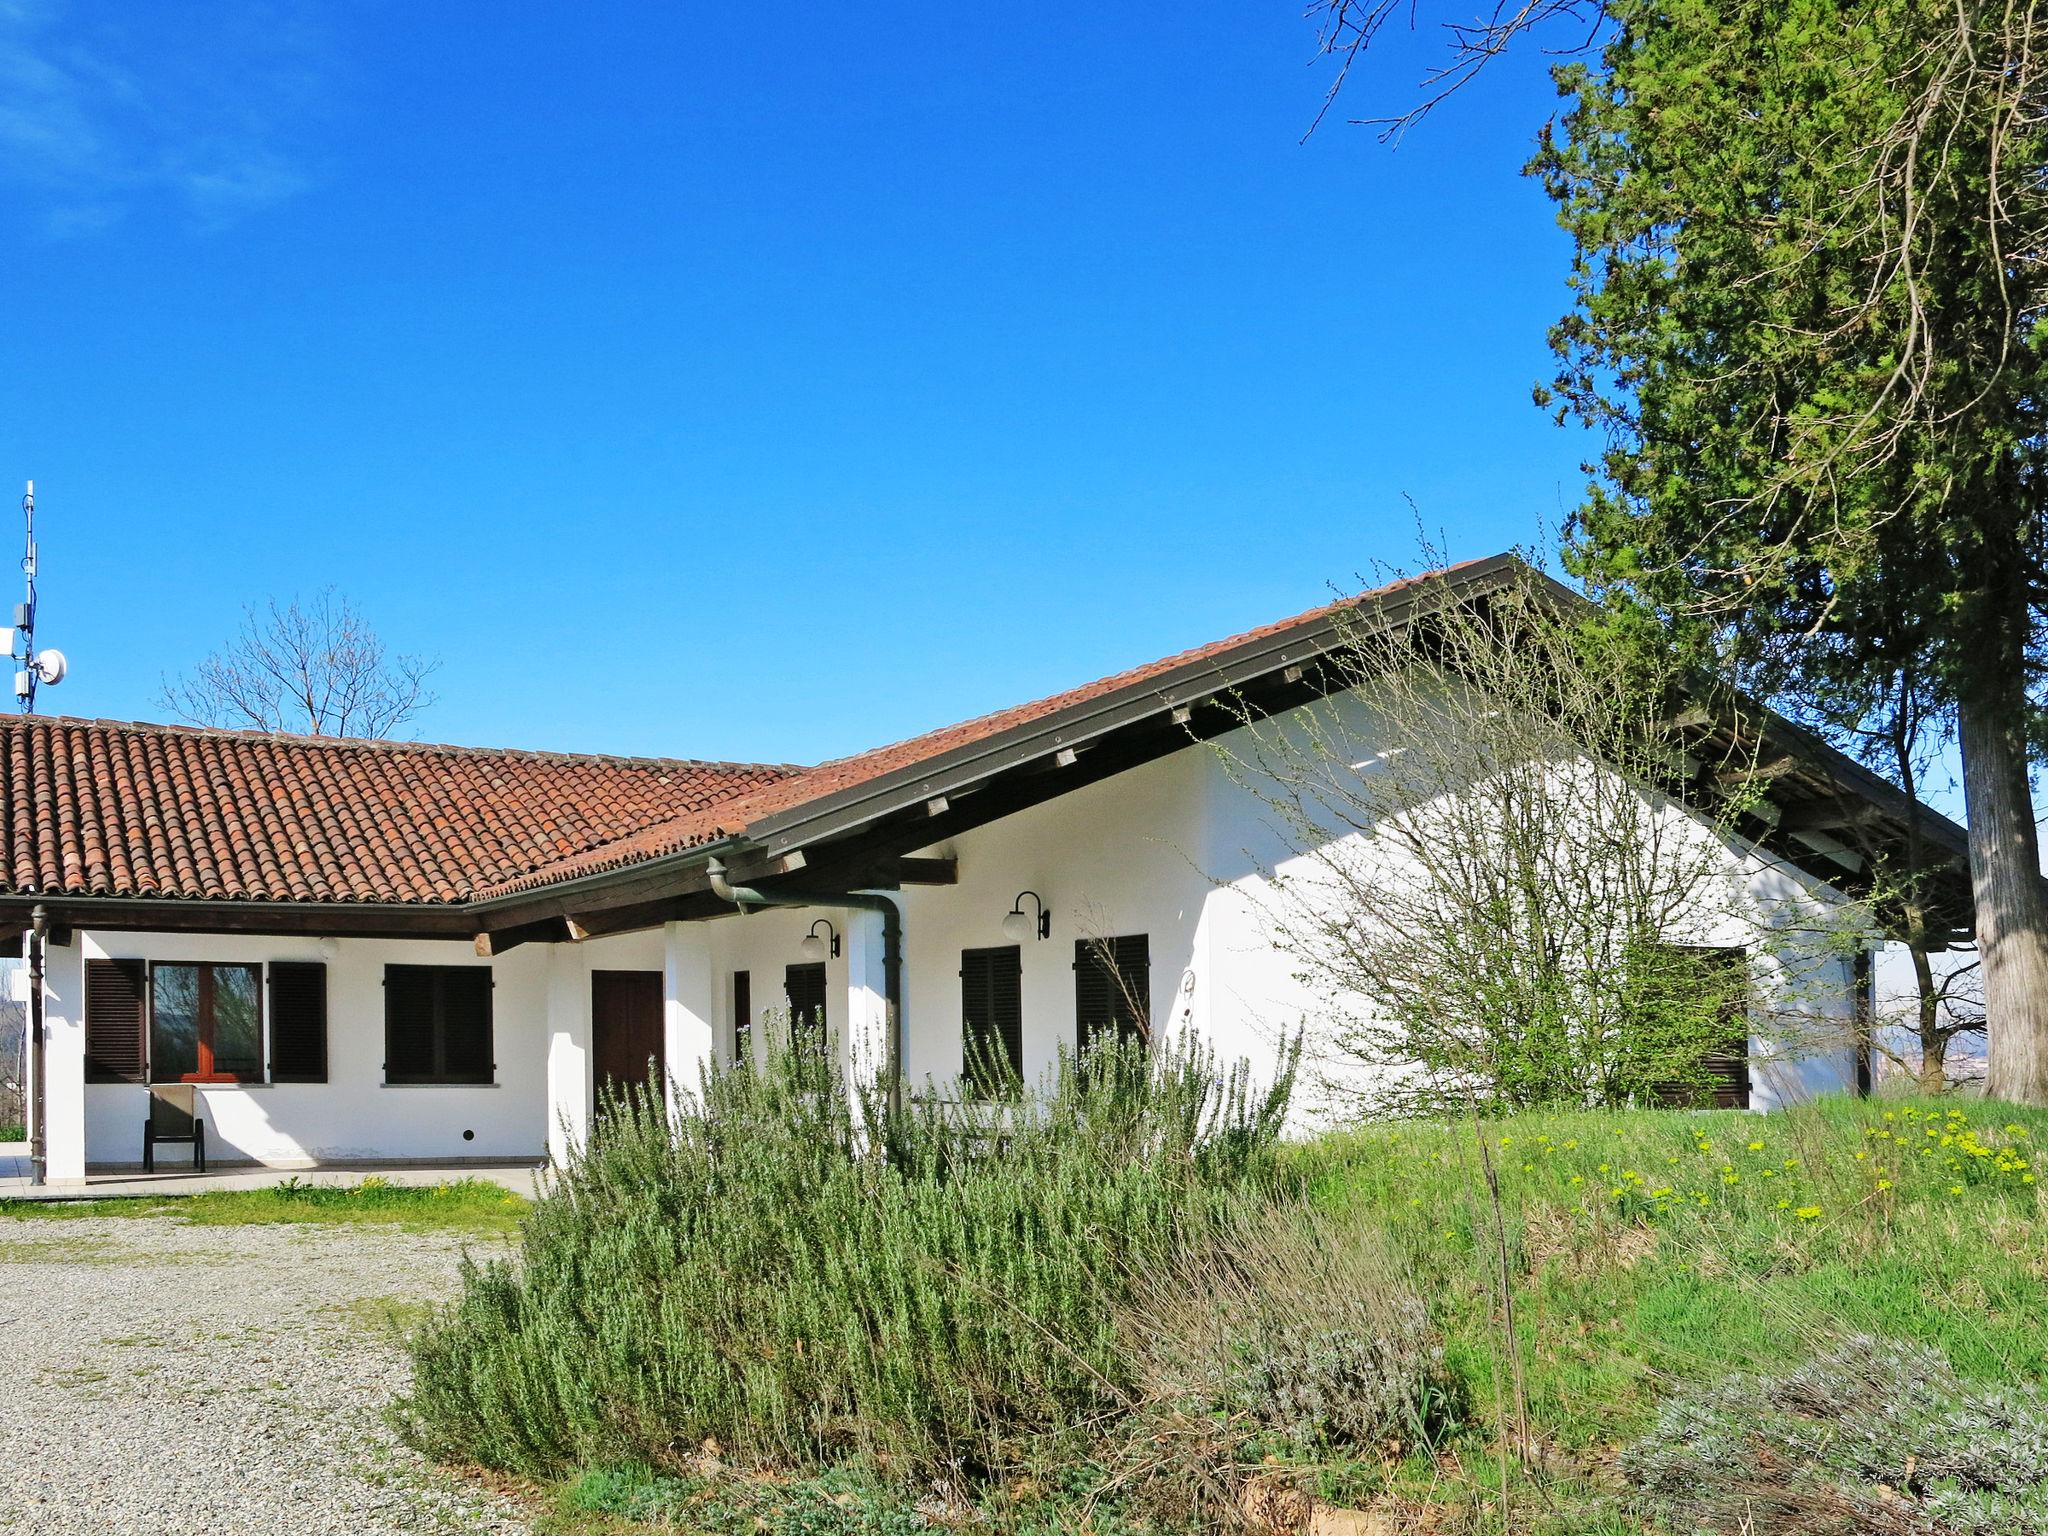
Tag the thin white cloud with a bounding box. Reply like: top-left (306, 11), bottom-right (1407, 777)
top-left (0, 0), bottom-right (332, 236)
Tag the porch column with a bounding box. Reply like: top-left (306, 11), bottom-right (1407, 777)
top-left (843, 906), bottom-right (890, 1119)
top-left (39, 935), bottom-right (85, 1184)
top-left (543, 946), bottom-right (591, 1166)
top-left (662, 921), bottom-right (717, 1117)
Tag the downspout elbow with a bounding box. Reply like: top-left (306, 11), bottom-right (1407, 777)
top-left (705, 857), bottom-right (738, 906)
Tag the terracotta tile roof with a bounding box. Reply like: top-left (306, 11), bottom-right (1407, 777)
top-left (719, 560), bottom-right (1492, 825)
top-left (1, 564), bottom-right (1487, 910)
top-left (0, 716), bottom-right (792, 904)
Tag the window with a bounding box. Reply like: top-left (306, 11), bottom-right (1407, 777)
top-left (384, 965), bottom-right (494, 1084)
top-left (961, 945), bottom-right (1023, 1097)
top-left (1075, 935), bottom-right (1149, 1057)
top-left (733, 970), bottom-right (752, 1063)
top-left (785, 963), bottom-right (827, 1054)
top-left (151, 963), bottom-right (262, 1083)
top-left (1642, 946), bottom-right (1752, 1109)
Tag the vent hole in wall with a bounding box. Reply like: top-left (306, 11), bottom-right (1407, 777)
top-left (462, 1129), bottom-right (475, 1142)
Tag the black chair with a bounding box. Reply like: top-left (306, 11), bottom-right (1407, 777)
top-left (142, 1084), bottom-right (205, 1173)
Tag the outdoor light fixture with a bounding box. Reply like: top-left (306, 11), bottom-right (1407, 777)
top-left (1002, 891), bottom-right (1050, 942)
top-left (799, 919), bottom-right (840, 960)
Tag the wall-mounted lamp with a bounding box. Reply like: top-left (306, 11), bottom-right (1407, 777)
top-left (1002, 891), bottom-right (1050, 943)
top-left (798, 918), bottom-right (840, 960)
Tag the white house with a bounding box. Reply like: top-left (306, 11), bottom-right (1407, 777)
top-left (0, 556), bottom-right (1972, 1182)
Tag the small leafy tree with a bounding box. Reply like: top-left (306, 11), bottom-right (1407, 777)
top-left (160, 586), bottom-right (439, 738)
top-left (1221, 565), bottom-right (1855, 1117)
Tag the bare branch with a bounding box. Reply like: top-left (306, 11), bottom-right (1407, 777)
top-left (159, 587), bottom-right (441, 739)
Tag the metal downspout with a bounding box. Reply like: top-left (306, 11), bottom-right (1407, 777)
top-left (28, 903), bottom-right (46, 1187)
top-left (705, 858), bottom-right (905, 1118)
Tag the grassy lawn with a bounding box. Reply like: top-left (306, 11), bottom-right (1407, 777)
top-left (1281, 1093), bottom-right (2048, 1527)
top-left (0, 1175), bottom-right (530, 1236)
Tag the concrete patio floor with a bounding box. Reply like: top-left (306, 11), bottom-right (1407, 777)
top-left (0, 1142), bottom-right (542, 1200)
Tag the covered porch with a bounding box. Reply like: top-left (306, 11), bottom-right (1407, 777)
top-left (19, 894), bottom-right (912, 1185)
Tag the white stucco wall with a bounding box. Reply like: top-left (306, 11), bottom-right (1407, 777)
top-left (57, 927), bottom-right (663, 1175)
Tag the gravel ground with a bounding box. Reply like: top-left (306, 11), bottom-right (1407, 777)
top-left (0, 1216), bottom-right (531, 1535)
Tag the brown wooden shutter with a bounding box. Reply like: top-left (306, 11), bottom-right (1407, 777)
top-left (268, 961), bottom-right (327, 1083)
top-left (85, 958), bottom-right (147, 1083)
top-left (961, 945), bottom-right (1022, 1096)
top-left (439, 968), bottom-right (494, 1082)
top-left (1075, 935), bottom-right (1150, 1054)
top-left (733, 970), bottom-right (752, 1061)
top-left (384, 965), bottom-right (438, 1082)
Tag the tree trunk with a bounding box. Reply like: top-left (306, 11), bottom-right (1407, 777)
top-left (1910, 943), bottom-right (1947, 1093)
top-left (1958, 681), bottom-right (2048, 1103)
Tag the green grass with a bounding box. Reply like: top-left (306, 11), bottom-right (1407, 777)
top-left (0, 1175), bottom-right (529, 1235)
top-left (1268, 1093), bottom-right (2048, 1528)
top-left (0, 1123), bottom-right (24, 1143)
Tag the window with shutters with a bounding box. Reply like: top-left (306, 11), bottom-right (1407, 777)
top-left (268, 961), bottom-right (328, 1083)
top-left (961, 945), bottom-right (1023, 1098)
top-left (733, 970), bottom-right (752, 1064)
top-left (150, 962), bottom-right (262, 1083)
top-left (84, 958), bottom-right (148, 1083)
top-left (1075, 935), bottom-right (1150, 1058)
top-left (384, 965), bottom-right (494, 1085)
top-left (1642, 945), bottom-right (1752, 1109)
top-left (784, 963), bottom-right (826, 1055)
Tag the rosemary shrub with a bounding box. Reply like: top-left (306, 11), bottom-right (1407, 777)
top-left (397, 1034), bottom-right (1295, 1486)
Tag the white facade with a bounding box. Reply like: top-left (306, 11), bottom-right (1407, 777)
top-left (32, 710), bottom-right (1869, 1181)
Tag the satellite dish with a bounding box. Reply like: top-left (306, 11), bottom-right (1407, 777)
top-left (32, 649), bottom-right (65, 686)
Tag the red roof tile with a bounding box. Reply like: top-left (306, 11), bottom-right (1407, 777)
top-left (0, 717), bottom-right (791, 904)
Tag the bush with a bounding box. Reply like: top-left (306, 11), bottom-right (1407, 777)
top-left (1623, 1334), bottom-right (2048, 1534)
top-left (1111, 1202), bottom-right (1453, 1526)
top-left (395, 1034), bottom-right (1295, 1489)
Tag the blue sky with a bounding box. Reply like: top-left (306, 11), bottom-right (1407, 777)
top-left (0, 2), bottom-right (1592, 766)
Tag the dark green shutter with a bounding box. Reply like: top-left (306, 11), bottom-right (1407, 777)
top-left (784, 963), bottom-right (827, 1052)
top-left (85, 958), bottom-right (147, 1083)
top-left (384, 965), bottom-right (493, 1084)
top-left (961, 945), bottom-right (1022, 1096)
top-left (384, 965), bottom-right (437, 1082)
top-left (1075, 935), bottom-right (1150, 1054)
top-left (439, 969), bottom-right (494, 1082)
top-left (733, 970), bottom-right (752, 1060)
top-left (267, 961), bottom-right (328, 1083)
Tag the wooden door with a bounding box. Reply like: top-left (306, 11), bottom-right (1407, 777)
top-left (592, 970), bottom-right (665, 1109)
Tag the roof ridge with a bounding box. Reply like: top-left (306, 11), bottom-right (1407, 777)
top-left (802, 558), bottom-right (1491, 772)
top-left (0, 713), bottom-right (806, 777)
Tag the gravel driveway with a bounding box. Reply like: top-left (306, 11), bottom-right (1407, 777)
top-left (0, 1215), bottom-right (531, 1535)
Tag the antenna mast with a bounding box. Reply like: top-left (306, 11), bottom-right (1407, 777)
top-left (11, 482), bottom-right (67, 712)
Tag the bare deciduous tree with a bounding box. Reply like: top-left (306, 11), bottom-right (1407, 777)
top-left (159, 588), bottom-right (439, 739)
top-left (1219, 564), bottom-right (1861, 1118)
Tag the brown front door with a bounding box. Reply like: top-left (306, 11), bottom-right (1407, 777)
top-left (591, 970), bottom-right (665, 1111)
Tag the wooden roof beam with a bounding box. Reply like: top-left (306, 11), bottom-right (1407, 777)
top-left (474, 918), bottom-right (572, 956)
top-left (1779, 798), bottom-right (1882, 835)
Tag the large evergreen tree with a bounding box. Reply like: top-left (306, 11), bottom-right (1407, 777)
top-left (1524, 0), bottom-right (2048, 1100)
